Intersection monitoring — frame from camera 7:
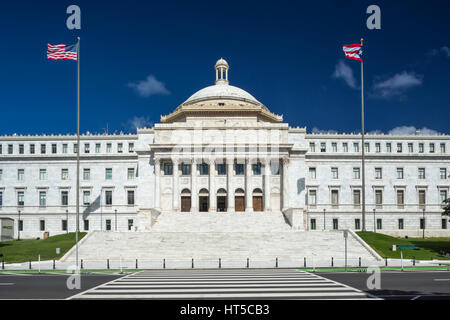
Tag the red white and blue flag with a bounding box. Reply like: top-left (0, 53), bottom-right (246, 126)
top-left (47, 43), bottom-right (78, 61)
top-left (342, 44), bottom-right (363, 62)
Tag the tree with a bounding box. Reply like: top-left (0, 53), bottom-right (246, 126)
top-left (443, 198), bottom-right (450, 217)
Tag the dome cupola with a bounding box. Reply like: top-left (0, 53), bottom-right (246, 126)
top-left (215, 58), bottom-right (229, 84)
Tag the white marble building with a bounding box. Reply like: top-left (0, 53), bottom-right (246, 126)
top-left (0, 58), bottom-right (449, 238)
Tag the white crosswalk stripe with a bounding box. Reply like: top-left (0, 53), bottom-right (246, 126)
top-left (70, 269), bottom-right (376, 300)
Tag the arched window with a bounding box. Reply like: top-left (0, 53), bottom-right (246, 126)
top-left (181, 188), bottom-right (191, 195)
top-left (253, 188), bottom-right (263, 195)
top-left (217, 188), bottom-right (227, 195)
top-left (199, 188), bottom-right (209, 195)
top-left (235, 188), bottom-right (245, 195)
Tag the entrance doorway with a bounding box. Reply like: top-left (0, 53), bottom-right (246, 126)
top-left (199, 188), bottom-right (209, 212)
top-left (181, 189), bottom-right (191, 212)
top-left (253, 188), bottom-right (263, 212)
top-left (234, 188), bottom-right (245, 212)
top-left (217, 188), bottom-right (227, 212)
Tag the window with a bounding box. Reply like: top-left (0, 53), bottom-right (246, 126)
top-left (61, 168), bottom-right (69, 180)
top-left (84, 143), bottom-right (90, 153)
top-left (375, 167), bottom-right (382, 179)
top-left (39, 169), bottom-right (47, 180)
top-left (397, 168), bottom-right (404, 179)
top-left (18, 220), bottom-right (23, 231)
top-left (418, 168), bottom-right (425, 179)
top-left (353, 167), bottom-right (360, 179)
top-left (440, 190), bottom-right (448, 206)
top-left (217, 163), bottom-right (226, 175)
top-left (61, 191), bottom-right (68, 206)
top-left (419, 143), bottom-right (424, 153)
top-left (8, 144), bottom-right (13, 154)
top-left (375, 190), bottom-right (383, 207)
top-left (440, 168), bottom-right (447, 179)
top-left (271, 162), bottom-right (280, 175)
top-left (95, 143), bottom-right (101, 153)
top-left (19, 144), bottom-right (24, 154)
top-left (332, 219), bottom-right (339, 230)
top-left (418, 190), bottom-right (426, 207)
top-left (106, 219), bottom-right (111, 231)
top-left (408, 143), bottom-right (413, 153)
top-left (164, 163), bottom-right (173, 175)
top-left (0, 192), bottom-right (2, 207)
top-left (73, 143), bottom-right (78, 153)
top-left (105, 190), bottom-right (112, 206)
top-left (83, 168), bottom-right (90, 180)
top-left (127, 168), bottom-right (135, 180)
top-left (364, 143), bottom-right (370, 153)
top-left (40, 220), bottom-right (45, 231)
top-left (398, 219), bottom-right (404, 230)
top-left (235, 163), bottom-right (244, 175)
top-left (309, 143), bottom-right (315, 152)
top-left (106, 143), bottom-right (112, 153)
top-left (441, 143), bottom-right (446, 153)
top-left (39, 191), bottom-right (46, 207)
top-left (397, 143), bottom-right (402, 153)
top-left (420, 218), bottom-right (425, 230)
top-left (127, 190), bottom-right (135, 205)
top-left (309, 167), bottom-right (316, 179)
top-left (128, 143), bottom-right (134, 152)
top-left (0, 169), bottom-right (2, 181)
top-left (63, 144), bottom-right (68, 153)
top-left (105, 168), bottom-right (113, 180)
top-left (353, 190), bottom-right (361, 206)
top-left (332, 143), bottom-right (337, 152)
top-left (310, 219), bottom-right (316, 230)
top-left (84, 220), bottom-right (89, 231)
top-left (62, 220), bottom-right (67, 231)
top-left (18, 169), bottom-right (24, 181)
top-left (353, 142), bottom-right (359, 152)
top-left (41, 144), bottom-right (46, 154)
top-left (377, 219), bottom-right (382, 230)
top-left (375, 143), bottom-right (381, 153)
top-left (343, 143), bottom-right (348, 152)
top-left (442, 219), bottom-right (448, 230)
top-left (355, 219), bottom-right (361, 230)
top-left (17, 191), bottom-right (24, 206)
top-left (331, 167), bottom-right (338, 179)
top-left (429, 143), bottom-right (435, 153)
top-left (252, 162), bottom-right (261, 175)
top-left (52, 144), bottom-right (57, 154)
top-left (200, 163), bottom-right (210, 175)
top-left (308, 190), bottom-right (317, 206)
top-left (30, 144), bottom-right (35, 154)
top-left (331, 190), bottom-right (339, 206)
top-left (83, 191), bottom-right (90, 206)
top-left (0, 144), bottom-right (2, 154)
top-left (128, 219), bottom-right (134, 231)
top-left (320, 143), bottom-right (326, 153)
top-left (397, 190), bottom-right (405, 207)
top-left (118, 143), bottom-right (123, 153)
top-left (386, 143), bottom-right (392, 153)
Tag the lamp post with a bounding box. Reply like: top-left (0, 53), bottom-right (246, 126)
top-left (115, 209), bottom-right (117, 231)
top-left (18, 210), bottom-right (21, 240)
top-left (422, 208), bottom-right (425, 239)
top-left (66, 210), bottom-right (69, 234)
top-left (323, 209), bottom-right (326, 230)
top-left (373, 208), bottom-right (376, 233)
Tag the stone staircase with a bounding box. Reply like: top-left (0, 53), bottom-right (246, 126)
top-left (151, 211), bottom-right (292, 232)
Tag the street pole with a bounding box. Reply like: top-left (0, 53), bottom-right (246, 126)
top-left (360, 38), bottom-right (366, 232)
top-left (373, 208), bottom-right (376, 233)
top-left (115, 209), bottom-right (118, 231)
top-left (75, 37), bottom-right (81, 270)
top-left (18, 210), bottom-right (21, 240)
top-left (422, 208), bottom-right (425, 239)
top-left (66, 210), bottom-right (69, 234)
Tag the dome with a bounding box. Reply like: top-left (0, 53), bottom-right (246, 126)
top-left (215, 58), bottom-right (229, 68)
top-left (183, 83), bottom-right (260, 105)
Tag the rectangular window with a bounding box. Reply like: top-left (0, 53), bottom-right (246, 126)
top-left (397, 168), bottom-right (404, 179)
top-left (420, 218), bottom-right (425, 230)
top-left (308, 190), bottom-right (317, 206)
top-left (0, 144), bottom-right (2, 154)
top-left (235, 163), bottom-right (244, 175)
top-left (442, 219), bottom-right (447, 230)
top-left (62, 220), bottom-right (67, 231)
top-left (331, 167), bottom-right (338, 179)
top-left (320, 142), bottom-right (326, 153)
top-left (364, 143), bottom-right (370, 153)
top-left (353, 167), bottom-right (361, 179)
top-left (429, 143), bottom-right (435, 153)
top-left (105, 190), bottom-right (112, 206)
top-left (397, 190), bottom-right (405, 206)
top-left (18, 220), bottom-right (23, 231)
top-left (353, 190), bottom-right (361, 206)
top-left (375, 167), bottom-right (382, 179)
top-left (95, 143), bottom-right (101, 153)
top-left (41, 144), bottom-right (46, 154)
top-left (0, 191), bottom-right (2, 207)
top-left (332, 219), bottom-right (339, 230)
top-left (217, 163), bottom-right (226, 175)
top-left (106, 219), bottom-right (111, 231)
top-left (355, 219), bottom-right (361, 230)
top-left (84, 143), bottom-right (90, 153)
top-left (418, 190), bottom-right (426, 207)
top-left (19, 144), bottom-right (24, 154)
top-left (39, 169), bottom-right (47, 180)
top-left (331, 190), bottom-right (339, 206)
top-left (30, 144), bottom-right (35, 154)
top-left (375, 190), bottom-right (383, 207)
top-left (377, 219), bottom-right (382, 230)
top-left (83, 168), bottom-right (90, 180)
top-left (310, 219), bottom-right (316, 230)
top-left (271, 162), bottom-right (280, 175)
top-left (128, 219), bottom-right (134, 231)
top-left (73, 143), bottom-right (78, 153)
top-left (127, 168), bottom-right (135, 180)
top-left (398, 219), bottom-right (404, 230)
top-left (441, 143), bottom-right (446, 153)
top-left (105, 168), bottom-right (112, 180)
top-left (61, 168), bottom-right (69, 180)
top-left (52, 144), bottom-right (57, 154)
top-left (84, 220), bottom-right (89, 231)
top-left (343, 143), bottom-right (348, 152)
top-left (8, 144), bottom-right (13, 154)
top-left (440, 190), bottom-right (448, 206)
top-left (179, 163), bottom-right (189, 176)
top-left (418, 168), bottom-right (425, 179)
top-left (440, 168), bottom-right (447, 179)
top-left (419, 143), bottom-right (424, 153)
top-left (0, 169), bottom-right (2, 181)
top-left (386, 142), bottom-right (392, 153)
top-left (106, 143), bottom-right (112, 153)
top-left (397, 143), bottom-right (402, 153)
top-left (83, 191), bottom-right (90, 206)
top-left (408, 143), bottom-right (413, 153)
top-left (18, 169), bottom-right (24, 181)
top-left (39, 191), bottom-right (46, 206)
top-left (118, 143), bottom-right (123, 153)
top-left (128, 143), bottom-right (134, 152)
top-left (252, 162), bottom-right (262, 175)
top-left (61, 191), bottom-right (68, 206)
top-left (127, 190), bottom-right (135, 205)
top-left (332, 143), bottom-right (337, 152)
top-left (309, 143), bottom-right (315, 152)
top-left (40, 220), bottom-right (45, 231)
top-left (164, 163), bottom-right (173, 175)
top-left (17, 191), bottom-right (24, 206)
top-left (353, 142), bottom-right (359, 152)
top-left (375, 143), bottom-right (381, 153)
top-left (63, 144), bottom-right (68, 154)
top-left (309, 167), bottom-right (316, 179)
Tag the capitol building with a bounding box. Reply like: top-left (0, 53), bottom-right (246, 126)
top-left (1, 58), bottom-right (449, 239)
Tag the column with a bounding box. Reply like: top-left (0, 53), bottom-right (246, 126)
top-left (209, 159), bottom-right (216, 212)
top-left (154, 157), bottom-right (160, 210)
top-left (245, 159), bottom-right (253, 212)
top-left (227, 158), bottom-right (234, 211)
top-left (172, 158), bottom-right (179, 211)
top-left (191, 159), bottom-right (198, 212)
top-left (264, 159), bottom-right (271, 212)
top-left (282, 157), bottom-right (289, 211)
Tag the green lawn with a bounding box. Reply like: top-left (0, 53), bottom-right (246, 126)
top-left (357, 232), bottom-right (450, 260)
top-left (0, 232), bottom-right (86, 263)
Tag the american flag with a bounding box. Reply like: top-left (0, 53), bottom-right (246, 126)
top-left (342, 44), bottom-right (363, 62)
top-left (47, 43), bottom-right (78, 61)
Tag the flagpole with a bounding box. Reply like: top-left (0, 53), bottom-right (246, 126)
top-left (360, 38), bottom-right (366, 231)
top-left (75, 37), bottom-right (80, 269)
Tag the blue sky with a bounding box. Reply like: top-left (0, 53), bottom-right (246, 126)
top-left (1, 0), bottom-right (449, 135)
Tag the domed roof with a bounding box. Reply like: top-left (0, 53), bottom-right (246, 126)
top-left (215, 58), bottom-right (229, 68)
top-left (183, 82), bottom-right (260, 105)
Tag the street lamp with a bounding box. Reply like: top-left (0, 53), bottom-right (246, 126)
top-left (18, 210), bottom-right (21, 240)
top-left (115, 209), bottom-right (118, 231)
top-left (323, 209), bottom-right (326, 230)
top-left (422, 208), bottom-right (425, 239)
top-left (373, 208), bottom-right (376, 233)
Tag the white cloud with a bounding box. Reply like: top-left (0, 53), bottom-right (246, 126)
top-left (332, 60), bottom-right (358, 89)
top-left (387, 126), bottom-right (439, 136)
top-left (371, 72), bottom-right (422, 99)
top-left (123, 116), bottom-right (154, 133)
top-left (311, 127), bottom-right (338, 134)
top-left (428, 46), bottom-right (450, 58)
top-left (128, 75), bottom-right (170, 97)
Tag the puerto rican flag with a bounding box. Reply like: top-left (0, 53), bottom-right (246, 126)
top-left (342, 44), bottom-right (363, 62)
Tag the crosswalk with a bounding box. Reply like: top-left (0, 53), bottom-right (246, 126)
top-left (70, 269), bottom-right (376, 300)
